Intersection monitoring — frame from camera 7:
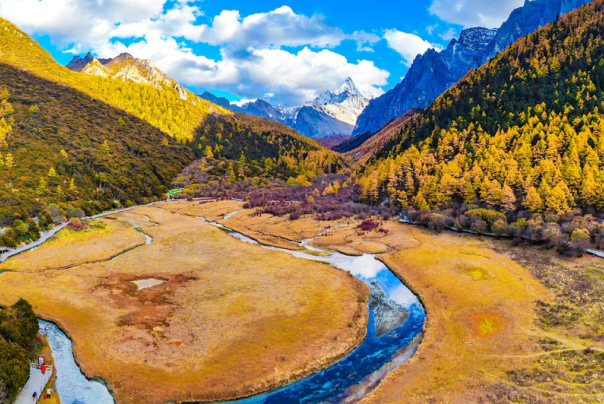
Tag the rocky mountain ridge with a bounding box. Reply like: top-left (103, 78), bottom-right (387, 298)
top-left (352, 0), bottom-right (592, 138)
top-left (67, 52), bottom-right (194, 103)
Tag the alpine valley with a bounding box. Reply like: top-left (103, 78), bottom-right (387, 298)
top-left (1, 1), bottom-right (604, 404)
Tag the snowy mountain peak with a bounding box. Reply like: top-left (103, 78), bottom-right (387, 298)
top-left (335, 77), bottom-right (364, 98)
top-left (313, 77), bottom-right (381, 106)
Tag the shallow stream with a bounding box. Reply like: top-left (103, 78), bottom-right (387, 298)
top-left (25, 209), bottom-right (425, 404)
top-left (211, 224), bottom-right (426, 404)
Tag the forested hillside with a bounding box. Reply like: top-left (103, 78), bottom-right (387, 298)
top-left (172, 113), bottom-right (349, 200)
top-left (190, 113), bottom-right (346, 175)
top-left (361, 0), bottom-right (604, 214)
top-left (0, 18), bottom-right (230, 141)
top-left (0, 61), bottom-right (193, 241)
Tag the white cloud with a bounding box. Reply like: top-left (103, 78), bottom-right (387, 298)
top-left (101, 36), bottom-right (389, 106)
top-left (429, 0), bottom-right (524, 28)
top-left (192, 6), bottom-right (346, 50)
top-left (383, 29), bottom-right (441, 66)
top-left (0, 0), bottom-right (166, 49)
top-left (0, 1), bottom-right (389, 106)
top-left (350, 31), bottom-right (381, 52)
top-left (439, 27), bottom-right (457, 41)
top-left (426, 24), bottom-right (439, 35)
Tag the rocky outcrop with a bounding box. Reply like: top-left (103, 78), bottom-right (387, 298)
top-left (353, 27), bottom-right (496, 137)
top-left (366, 281), bottom-right (409, 337)
top-left (480, 0), bottom-right (591, 63)
top-left (295, 105), bottom-right (354, 139)
top-left (66, 52), bottom-right (197, 103)
top-left (66, 52), bottom-right (110, 72)
top-left (353, 0), bottom-right (592, 138)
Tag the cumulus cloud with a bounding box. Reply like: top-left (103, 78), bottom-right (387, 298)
top-left (0, 0), bottom-right (166, 49)
top-left (0, 0), bottom-right (389, 106)
top-left (439, 27), bottom-right (457, 41)
top-left (101, 36), bottom-right (389, 106)
top-left (191, 6), bottom-right (346, 49)
top-left (429, 0), bottom-right (524, 28)
top-left (383, 29), bottom-right (441, 66)
top-left (350, 31), bottom-right (381, 52)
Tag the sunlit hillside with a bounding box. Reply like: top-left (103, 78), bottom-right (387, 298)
top-left (361, 0), bottom-right (604, 218)
top-left (0, 18), bottom-right (231, 141)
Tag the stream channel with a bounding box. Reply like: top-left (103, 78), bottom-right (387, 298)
top-left (19, 207), bottom-right (426, 404)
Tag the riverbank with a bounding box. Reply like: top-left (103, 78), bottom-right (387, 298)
top-left (194, 202), bottom-right (604, 403)
top-left (0, 206), bottom-right (369, 404)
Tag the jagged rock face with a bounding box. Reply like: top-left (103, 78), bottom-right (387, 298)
top-left (200, 91), bottom-right (236, 110)
top-left (353, 27), bottom-right (496, 137)
top-left (353, 0), bottom-right (592, 138)
top-left (66, 52), bottom-right (110, 72)
top-left (307, 77), bottom-right (380, 128)
top-left (238, 99), bottom-right (298, 127)
top-left (480, 0), bottom-right (591, 63)
top-left (66, 52), bottom-right (195, 103)
top-left (366, 281), bottom-right (409, 337)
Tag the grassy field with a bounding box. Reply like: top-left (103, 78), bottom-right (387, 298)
top-left (182, 202), bottom-right (604, 403)
top-left (0, 219), bottom-right (146, 272)
top-left (0, 206), bottom-right (369, 404)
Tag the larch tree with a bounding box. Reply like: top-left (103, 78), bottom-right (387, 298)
top-left (546, 183), bottom-right (571, 214)
top-left (502, 184), bottom-right (517, 212)
top-left (524, 186), bottom-right (544, 212)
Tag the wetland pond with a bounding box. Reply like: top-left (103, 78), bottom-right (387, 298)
top-left (31, 214), bottom-right (425, 404)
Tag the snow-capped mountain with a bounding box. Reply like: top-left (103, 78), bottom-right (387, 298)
top-left (200, 77), bottom-right (382, 142)
top-left (352, 0), bottom-right (592, 138)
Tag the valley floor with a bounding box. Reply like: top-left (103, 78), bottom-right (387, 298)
top-left (187, 201), bottom-right (604, 404)
top-left (0, 205), bottom-right (368, 404)
top-left (2, 200), bottom-right (603, 404)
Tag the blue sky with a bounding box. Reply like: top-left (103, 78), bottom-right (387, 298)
top-left (0, 0), bottom-right (523, 106)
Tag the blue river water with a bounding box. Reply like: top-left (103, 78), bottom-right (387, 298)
top-left (30, 216), bottom-right (425, 404)
top-left (221, 231), bottom-right (426, 404)
top-left (39, 320), bottom-right (115, 404)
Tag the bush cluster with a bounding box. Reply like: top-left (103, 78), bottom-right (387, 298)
top-left (407, 203), bottom-right (604, 256)
top-left (0, 299), bottom-right (38, 403)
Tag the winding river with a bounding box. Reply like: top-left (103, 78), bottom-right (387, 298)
top-left (12, 207), bottom-right (426, 404)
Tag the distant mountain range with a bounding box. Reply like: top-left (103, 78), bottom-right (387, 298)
top-left (351, 0), bottom-right (593, 139)
top-left (200, 77), bottom-right (383, 145)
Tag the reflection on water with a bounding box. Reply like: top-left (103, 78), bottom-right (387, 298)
top-left (132, 278), bottom-right (166, 290)
top-left (216, 223), bottom-right (426, 404)
top-left (39, 320), bottom-right (114, 404)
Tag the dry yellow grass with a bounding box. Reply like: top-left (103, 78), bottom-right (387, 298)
top-left (179, 202), bottom-right (604, 403)
top-left (169, 199), bottom-right (245, 222)
top-left (0, 206), bottom-right (368, 404)
top-left (360, 226), bottom-right (604, 404)
top-left (0, 219), bottom-right (145, 272)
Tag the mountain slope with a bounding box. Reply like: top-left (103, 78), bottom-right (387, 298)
top-left (67, 52), bottom-right (192, 101)
top-left (333, 110), bottom-right (418, 158)
top-left (0, 61), bottom-right (194, 227)
top-left (353, 0), bottom-right (591, 138)
top-left (0, 18), bottom-right (230, 141)
top-left (359, 0), bottom-right (604, 215)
